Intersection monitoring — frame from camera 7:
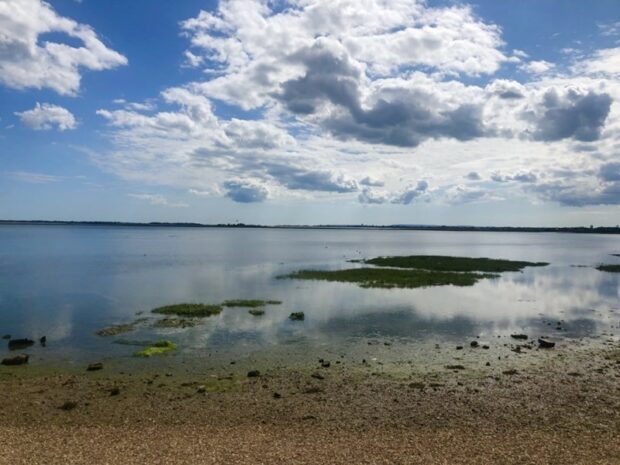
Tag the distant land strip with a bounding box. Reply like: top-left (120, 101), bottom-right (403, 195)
top-left (1, 220), bottom-right (619, 234)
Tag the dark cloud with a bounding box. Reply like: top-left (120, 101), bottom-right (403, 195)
top-left (266, 164), bottom-right (358, 193)
top-left (223, 181), bottom-right (268, 203)
top-left (277, 42), bottom-right (486, 147)
top-left (358, 188), bottom-right (387, 204)
top-left (360, 176), bottom-right (385, 187)
top-left (392, 181), bottom-right (428, 204)
top-left (465, 171), bottom-right (481, 180)
top-left (530, 181), bottom-right (620, 206)
top-left (599, 162), bottom-right (620, 182)
top-left (531, 89), bottom-right (612, 142)
top-left (491, 171), bottom-right (537, 183)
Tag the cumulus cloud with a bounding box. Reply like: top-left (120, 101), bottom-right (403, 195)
top-left (520, 60), bottom-right (554, 75)
top-left (15, 103), bottom-right (77, 130)
top-left (527, 89), bottom-right (612, 142)
top-left (392, 181), bottom-right (429, 205)
top-left (0, 0), bottom-right (127, 95)
top-left (491, 171), bottom-right (537, 183)
top-left (223, 180), bottom-right (268, 203)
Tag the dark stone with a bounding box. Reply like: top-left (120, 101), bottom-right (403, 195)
top-left (247, 370), bottom-right (261, 378)
top-left (446, 365), bottom-right (465, 370)
top-left (502, 369), bottom-right (518, 375)
top-left (86, 362), bottom-right (103, 371)
top-left (486, 362), bottom-right (491, 366)
top-left (510, 334), bottom-right (528, 340)
top-left (470, 341), bottom-right (479, 348)
top-left (39, 336), bottom-right (46, 346)
top-left (482, 345), bottom-right (490, 349)
top-left (311, 372), bottom-right (325, 380)
top-left (456, 346), bottom-right (463, 350)
top-left (8, 338), bottom-right (34, 350)
top-left (320, 360), bottom-right (331, 368)
top-left (60, 401), bottom-right (77, 411)
top-left (538, 338), bottom-right (555, 349)
top-left (273, 392), bottom-right (281, 399)
top-left (289, 312), bottom-right (305, 321)
top-left (1, 354), bottom-right (29, 366)
top-left (110, 387), bottom-right (121, 396)
top-left (2, 334), bottom-right (11, 340)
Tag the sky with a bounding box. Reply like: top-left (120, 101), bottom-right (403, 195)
top-left (1, 0), bottom-right (620, 226)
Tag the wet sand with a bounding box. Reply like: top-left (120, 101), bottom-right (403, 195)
top-left (1, 341), bottom-right (619, 464)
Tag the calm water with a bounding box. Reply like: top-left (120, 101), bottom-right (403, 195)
top-left (1, 226), bottom-right (619, 367)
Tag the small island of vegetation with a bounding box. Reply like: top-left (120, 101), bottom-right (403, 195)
top-left (356, 255), bottom-right (548, 272)
top-left (151, 303), bottom-right (223, 317)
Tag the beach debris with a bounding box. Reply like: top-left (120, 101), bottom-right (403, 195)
top-left (482, 344), bottom-right (490, 349)
top-left (197, 385), bottom-right (207, 394)
top-left (446, 365), bottom-right (466, 370)
top-left (311, 372), bottom-right (325, 380)
top-left (502, 369), bottom-right (518, 375)
top-left (39, 336), bottom-right (46, 346)
top-left (289, 312), bottom-right (305, 321)
top-left (510, 334), bottom-right (528, 340)
top-left (320, 360), bottom-right (331, 368)
top-left (8, 338), bottom-right (34, 350)
top-left (247, 370), bottom-right (261, 378)
top-left (273, 392), bottom-right (281, 399)
top-left (1, 354), bottom-right (29, 366)
top-left (456, 345), bottom-right (463, 350)
top-left (86, 362), bottom-right (103, 371)
top-left (109, 387), bottom-right (120, 396)
top-left (538, 338), bottom-right (555, 349)
top-left (470, 340), bottom-right (479, 348)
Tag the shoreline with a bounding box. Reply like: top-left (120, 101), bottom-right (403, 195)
top-left (1, 338), bottom-right (618, 464)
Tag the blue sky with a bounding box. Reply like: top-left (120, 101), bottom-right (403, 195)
top-left (1, 0), bottom-right (620, 225)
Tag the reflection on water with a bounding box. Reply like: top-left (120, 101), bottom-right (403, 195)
top-left (0, 226), bottom-right (619, 364)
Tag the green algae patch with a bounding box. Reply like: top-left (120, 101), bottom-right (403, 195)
top-left (152, 303), bottom-right (222, 317)
top-left (248, 309), bottom-right (265, 316)
top-left (96, 318), bottom-right (148, 337)
top-left (596, 264), bottom-right (620, 273)
top-left (222, 299), bottom-right (282, 308)
top-left (153, 318), bottom-right (198, 329)
top-left (281, 268), bottom-right (497, 289)
top-left (289, 312), bottom-right (305, 321)
top-left (134, 340), bottom-right (177, 357)
top-left (358, 255), bottom-right (548, 272)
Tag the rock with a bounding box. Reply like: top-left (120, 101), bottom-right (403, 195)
top-left (482, 345), bottom-right (490, 349)
top-left (304, 386), bottom-right (322, 394)
top-left (39, 336), bottom-right (46, 346)
top-left (446, 365), bottom-right (465, 370)
top-left (109, 387), bottom-right (120, 396)
top-left (196, 385), bottom-right (206, 394)
top-left (510, 334), bottom-right (528, 340)
top-left (60, 401), bottom-right (77, 411)
top-left (273, 392), bottom-right (281, 399)
top-left (1, 354), bottom-right (29, 366)
top-left (86, 362), bottom-right (103, 371)
top-left (486, 362), bottom-right (491, 366)
top-left (470, 341), bottom-right (479, 348)
top-left (247, 370), bottom-right (261, 378)
top-left (502, 369), bottom-right (518, 375)
top-left (311, 372), bottom-right (325, 380)
top-left (8, 338), bottom-right (34, 350)
top-left (538, 338), bottom-right (555, 349)
top-left (320, 360), bottom-right (331, 368)
top-left (289, 312), bottom-right (305, 321)
top-left (1, 334), bottom-right (10, 340)
top-left (456, 346), bottom-right (463, 350)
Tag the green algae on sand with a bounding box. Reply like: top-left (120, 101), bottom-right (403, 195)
top-left (222, 299), bottom-right (282, 308)
top-left (280, 268), bottom-right (497, 289)
top-left (357, 255), bottom-right (548, 272)
top-left (134, 340), bottom-right (177, 357)
top-left (152, 303), bottom-right (222, 317)
top-left (95, 318), bottom-right (149, 337)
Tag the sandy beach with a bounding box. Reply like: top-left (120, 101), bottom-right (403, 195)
top-left (1, 340), bottom-right (618, 465)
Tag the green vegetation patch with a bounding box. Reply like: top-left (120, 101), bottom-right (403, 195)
top-left (222, 299), bottom-right (282, 307)
top-left (358, 255), bottom-right (548, 272)
top-left (596, 264), bottom-right (620, 273)
top-left (95, 318), bottom-right (148, 337)
top-left (134, 340), bottom-right (177, 357)
top-left (289, 312), bottom-right (305, 320)
top-left (248, 309), bottom-right (265, 316)
top-left (281, 268), bottom-right (497, 289)
top-left (152, 303), bottom-right (222, 317)
top-left (153, 318), bottom-right (198, 329)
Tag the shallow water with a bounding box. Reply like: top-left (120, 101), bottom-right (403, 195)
top-left (1, 225), bottom-right (619, 367)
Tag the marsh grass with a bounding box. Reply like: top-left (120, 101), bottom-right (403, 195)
top-left (222, 299), bottom-right (282, 307)
top-left (357, 255), bottom-right (548, 272)
top-left (248, 309), bottom-right (265, 316)
top-left (153, 318), bottom-right (199, 328)
top-left (596, 264), bottom-right (620, 272)
top-left (281, 268), bottom-right (497, 289)
top-left (151, 303), bottom-right (222, 317)
top-left (134, 340), bottom-right (177, 357)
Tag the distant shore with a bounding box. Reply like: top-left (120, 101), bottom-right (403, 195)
top-left (1, 337), bottom-right (618, 464)
top-left (2, 219), bottom-right (620, 235)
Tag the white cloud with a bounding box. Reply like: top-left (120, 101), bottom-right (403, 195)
top-left (0, 0), bottom-right (127, 95)
top-left (520, 60), bottom-right (554, 75)
top-left (128, 193), bottom-right (188, 208)
top-left (15, 102), bottom-right (77, 130)
top-left (5, 170), bottom-right (64, 183)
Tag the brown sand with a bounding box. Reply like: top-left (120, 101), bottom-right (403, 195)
top-left (0, 343), bottom-right (618, 464)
